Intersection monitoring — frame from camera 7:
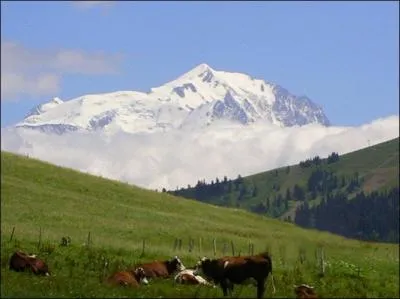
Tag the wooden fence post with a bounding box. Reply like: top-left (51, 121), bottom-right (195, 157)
top-left (231, 240), bottom-right (235, 256)
top-left (199, 237), bottom-right (202, 255)
top-left (102, 257), bottom-right (109, 280)
top-left (299, 247), bottom-right (306, 264)
top-left (222, 242), bottom-right (228, 256)
top-left (213, 239), bottom-right (217, 256)
top-left (178, 239), bottom-right (182, 251)
top-left (189, 238), bottom-right (194, 253)
top-left (9, 226), bottom-right (15, 242)
top-left (320, 247), bottom-right (325, 276)
top-left (87, 232), bottom-right (91, 248)
top-left (37, 227), bottom-right (42, 249)
top-left (173, 238), bottom-right (178, 251)
top-left (316, 247), bottom-right (325, 277)
top-left (141, 239), bottom-right (146, 256)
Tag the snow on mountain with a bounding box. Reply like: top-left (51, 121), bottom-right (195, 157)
top-left (25, 97), bottom-right (64, 117)
top-left (15, 63), bottom-right (330, 134)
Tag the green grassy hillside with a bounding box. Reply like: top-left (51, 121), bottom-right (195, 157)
top-left (1, 151), bottom-right (399, 298)
top-left (171, 138), bottom-right (399, 226)
top-left (250, 137), bottom-right (399, 192)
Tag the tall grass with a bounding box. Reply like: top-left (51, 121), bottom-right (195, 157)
top-left (2, 233), bottom-right (398, 298)
top-left (1, 151), bottom-right (399, 298)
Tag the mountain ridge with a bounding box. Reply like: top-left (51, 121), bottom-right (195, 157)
top-left (16, 63), bottom-right (330, 135)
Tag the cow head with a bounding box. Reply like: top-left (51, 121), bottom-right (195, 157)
top-left (30, 258), bottom-right (51, 276)
top-left (134, 267), bottom-right (149, 285)
top-left (194, 256), bottom-right (226, 283)
top-left (194, 256), bottom-right (212, 274)
top-left (294, 284), bottom-right (317, 298)
top-left (195, 256), bottom-right (209, 267)
top-left (171, 256), bottom-right (186, 272)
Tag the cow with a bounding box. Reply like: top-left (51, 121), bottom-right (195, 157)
top-left (107, 267), bottom-right (149, 287)
top-left (294, 284), bottom-right (318, 299)
top-left (133, 256), bottom-right (185, 279)
top-left (9, 250), bottom-right (50, 276)
top-left (195, 252), bottom-right (276, 299)
top-left (174, 268), bottom-right (215, 287)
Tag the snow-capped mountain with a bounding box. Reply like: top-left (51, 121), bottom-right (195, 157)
top-left (16, 63), bottom-right (330, 135)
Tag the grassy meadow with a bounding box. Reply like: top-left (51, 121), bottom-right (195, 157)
top-left (1, 151), bottom-right (399, 298)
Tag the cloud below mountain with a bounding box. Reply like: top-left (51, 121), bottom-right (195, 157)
top-left (1, 115), bottom-right (398, 190)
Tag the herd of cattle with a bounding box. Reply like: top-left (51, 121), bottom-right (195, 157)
top-left (9, 250), bottom-right (318, 298)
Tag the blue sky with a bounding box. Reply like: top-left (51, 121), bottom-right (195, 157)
top-left (1, 1), bottom-right (398, 127)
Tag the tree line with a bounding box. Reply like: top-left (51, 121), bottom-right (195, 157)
top-left (294, 187), bottom-right (399, 243)
top-left (167, 151), bottom-right (399, 243)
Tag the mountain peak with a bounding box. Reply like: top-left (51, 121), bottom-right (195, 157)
top-left (193, 63), bottom-right (214, 72)
top-left (180, 63), bottom-right (216, 79)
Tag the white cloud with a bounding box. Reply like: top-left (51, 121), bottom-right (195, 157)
top-left (1, 116), bottom-right (399, 191)
top-left (52, 50), bottom-right (120, 74)
top-left (1, 73), bottom-right (61, 99)
top-left (1, 41), bottom-right (122, 100)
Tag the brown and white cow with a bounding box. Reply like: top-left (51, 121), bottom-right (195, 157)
top-left (107, 267), bottom-right (149, 287)
top-left (195, 252), bottom-right (275, 299)
top-left (9, 250), bottom-right (50, 276)
top-left (133, 256), bottom-right (185, 279)
top-left (294, 284), bottom-right (318, 299)
top-left (174, 268), bottom-right (215, 287)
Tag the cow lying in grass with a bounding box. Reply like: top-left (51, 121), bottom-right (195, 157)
top-left (133, 256), bottom-right (185, 280)
top-left (174, 268), bottom-right (215, 287)
top-left (9, 250), bottom-right (50, 276)
top-left (107, 267), bottom-right (148, 287)
top-left (195, 252), bottom-right (276, 299)
top-left (294, 284), bottom-right (318, 299)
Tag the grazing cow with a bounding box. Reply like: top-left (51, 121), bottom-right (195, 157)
top-left (134, 256), bottom-right (185, 279)
top-left (294, 284), bottom-right (318, 299)
top-left (195, 252), bottom-right (276, 299)
top-left (107, 267), bottom-right (149, 287)
top-left (174, 269), bottom-right (215, 287)
top-left (9, 250), bottom-right (50, 276)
